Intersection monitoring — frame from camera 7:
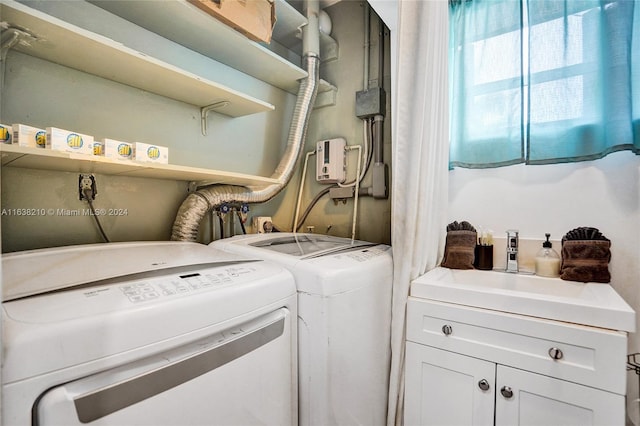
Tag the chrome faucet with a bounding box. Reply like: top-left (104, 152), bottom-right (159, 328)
top-left (506, 230), bottom-right (519, 273)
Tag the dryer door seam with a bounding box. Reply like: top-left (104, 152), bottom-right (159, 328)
top-left (33, 309), bottom-right (287, 424)
top-left (73, 313), bottom-right (285, 423)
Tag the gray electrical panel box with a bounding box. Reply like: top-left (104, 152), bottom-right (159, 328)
top-left (356, 87), bottom-right (386, 118)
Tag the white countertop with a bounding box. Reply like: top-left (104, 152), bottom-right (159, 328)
top-left (411, 267), bottom-right (635, 332)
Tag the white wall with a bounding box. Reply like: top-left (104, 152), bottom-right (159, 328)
top-left (449, 151), bottom-right (640, 398)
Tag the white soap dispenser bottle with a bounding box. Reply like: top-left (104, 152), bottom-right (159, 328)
top-left (535, 233), bottom-right (561, 278)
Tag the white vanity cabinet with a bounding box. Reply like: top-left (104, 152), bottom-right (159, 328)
top-left (404, 297), bottom-right (628, 426)
top-left (405, 342), bottom-right (495, 425)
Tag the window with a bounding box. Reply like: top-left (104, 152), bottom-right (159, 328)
top-left (449, 0), bottom-right (640, 168)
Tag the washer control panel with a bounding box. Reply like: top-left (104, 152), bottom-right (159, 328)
top-left (3, 262), bottom-right (291, 323)
top-left (119, 266), bottom-right (256, 304)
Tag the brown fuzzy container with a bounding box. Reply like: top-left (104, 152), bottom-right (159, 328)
top-left (560, 240), bottom-right (611, 283)
top-left (441, 230), bottom-right (477, 270)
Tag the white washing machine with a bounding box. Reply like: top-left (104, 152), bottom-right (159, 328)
top-left (211, 233), bottom-right (393, 426)
top-left (2, 241), bottom-right (297, 426)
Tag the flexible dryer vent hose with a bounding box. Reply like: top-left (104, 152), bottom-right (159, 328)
top-left (170, 54), bottom-right (320, 241)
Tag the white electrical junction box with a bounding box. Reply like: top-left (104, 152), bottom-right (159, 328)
top-left (316, 138), bottom-right (346, 183)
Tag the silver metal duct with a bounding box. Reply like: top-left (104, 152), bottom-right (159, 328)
top-left (171, 53), bottom-right (320, 241)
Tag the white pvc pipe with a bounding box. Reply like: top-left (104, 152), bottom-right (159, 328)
top-left (350, 145), bottom-right (362, 242)
top-left (363, 2), bottom-right (370, 91)
top-left (293, 150), bottom-right (316, 234)
top-left (303, 0), bottom-right (321, 57)
top-left (335, 4), bottom-right (372, 193)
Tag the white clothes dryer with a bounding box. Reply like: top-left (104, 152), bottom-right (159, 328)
top-left (2, 241), bottom-right (297, 426)
top-left (211, 233), bottom-right (393, 426)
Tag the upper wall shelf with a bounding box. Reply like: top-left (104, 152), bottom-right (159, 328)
top-left (0, 0), bottom-right (274, 117)
top-left (88, 0), bottom-right (337, 95)
top-left (0, 144), bottom-right (280, 188)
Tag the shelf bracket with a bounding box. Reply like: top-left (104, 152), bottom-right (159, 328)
top-left (1, 26), bottom-right (38, 56)
top-left (1, 26), bottom-right (38, 88)
top-left (201, 101), bottom-right (230, 136)
top-left (187, 181), bottom-right (199, 193)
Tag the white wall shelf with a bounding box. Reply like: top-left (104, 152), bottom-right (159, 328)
top-left (0, 1), bottom-right (274, 117)
top-left (0, 0), bottom-right (336, 187)
top-left (88, 0), bottom-right (337, 95)
top-left (0, 145), bottom-right (280, 189)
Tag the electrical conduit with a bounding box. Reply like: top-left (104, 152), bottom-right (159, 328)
top-left (171, 0), bottom-right (320, 241)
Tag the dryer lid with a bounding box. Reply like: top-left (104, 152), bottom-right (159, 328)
top-left (249, 234), bottom-right (374, 258)
top-left (2, 241), bottom-right (254, 301)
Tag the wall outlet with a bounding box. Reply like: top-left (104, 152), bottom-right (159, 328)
top-left (253, 216), bottom-right (273, 233)
top-left (79, 174), bottom-right (96, 201)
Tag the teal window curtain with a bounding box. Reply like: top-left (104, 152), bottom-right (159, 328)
top-left (449, 0), bottom-right (640, 169)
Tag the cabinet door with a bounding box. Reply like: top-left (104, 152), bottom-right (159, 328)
top-left (495, 365), bottom-right (624, 426)
top-left (404, 342), bottom-right (495, 426)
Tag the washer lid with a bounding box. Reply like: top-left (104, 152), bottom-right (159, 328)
top-left (249, 234), bottom-right (374, 258)
top-left (2, 241), bottom-right (252, 301)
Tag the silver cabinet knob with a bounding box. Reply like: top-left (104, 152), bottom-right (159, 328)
top-left (548, 347), bottom-right (563, 360)
top-left (441, 324), bottom-right (453, 336)
top-left (478, 379), bottom-right (490, 391)
top-left (500, 386), bottom-right (513, 399)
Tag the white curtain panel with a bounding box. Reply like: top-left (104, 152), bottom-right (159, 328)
top-left (387, 0), bottom-right (450, 424)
